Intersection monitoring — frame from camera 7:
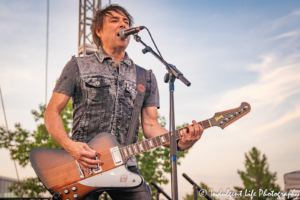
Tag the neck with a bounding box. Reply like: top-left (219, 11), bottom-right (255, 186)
top-left (102, 46), bottom-right (126, 67)
top-left (119, 119), bottom-right (213, 160)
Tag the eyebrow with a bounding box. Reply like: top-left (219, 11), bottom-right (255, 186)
top-left (109, 15), bottom-right (129, 22)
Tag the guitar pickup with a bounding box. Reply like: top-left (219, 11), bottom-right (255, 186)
top-left (93, 154), bottom-right (102, 173)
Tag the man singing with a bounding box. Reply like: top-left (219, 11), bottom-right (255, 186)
top-left (44, 4), bottom-right (203, 199)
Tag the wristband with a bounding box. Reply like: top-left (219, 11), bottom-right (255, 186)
top-left (177, 139), bottom-right (185, 152)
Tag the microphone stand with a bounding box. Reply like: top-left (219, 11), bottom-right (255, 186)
top-left (134, 33), bottom-right (191, 200)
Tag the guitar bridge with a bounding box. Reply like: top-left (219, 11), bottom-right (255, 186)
top-left (93, 154), bottom-right (102, 173)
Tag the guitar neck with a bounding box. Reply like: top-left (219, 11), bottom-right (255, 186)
top-left (119, 119), bottom-right (212, 160)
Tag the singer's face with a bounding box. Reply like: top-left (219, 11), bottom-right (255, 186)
top-left (97, 11), bottom-right (130, 51)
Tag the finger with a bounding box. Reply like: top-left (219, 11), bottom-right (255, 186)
top-left (181, 127), bottom-right (188, 135)
top-left (192, 120), bottom-right (199, 136)
top-left (80, 156), bottom-right (100, 165)
top-left (79, 160), bottom-right (99, 170)
top-left (181, 126), bottom-right (191, 139)
top-left (82, 143), bottom-right (97, 158)
top-left (79, 163), bottom-right (89, 173)
top-left (188, 124), bottom-right (195, 136)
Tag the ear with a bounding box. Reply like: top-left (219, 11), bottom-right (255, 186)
top-left (96, 28), bottom-right (102, 38)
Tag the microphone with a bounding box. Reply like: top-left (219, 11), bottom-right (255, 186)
top-left (119, 26), bottom-right (145, 39)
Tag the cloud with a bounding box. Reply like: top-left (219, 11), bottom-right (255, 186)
top-left (270, 9), bottom-right (300, 30)
top-left (212, 53), bottom-right (300, 111)
top-left (253, 104), bottom-right (300, 135)
top-left (269, 29), bottom-right (300, 41)
top-left (291, 10), bottom-right (300, 16)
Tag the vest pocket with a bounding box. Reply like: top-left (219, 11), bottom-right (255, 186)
top-left (82, 76), bottom-right (110, 102)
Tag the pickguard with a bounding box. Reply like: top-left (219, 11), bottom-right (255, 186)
top-left (77, 165), bottom-right (143, 188)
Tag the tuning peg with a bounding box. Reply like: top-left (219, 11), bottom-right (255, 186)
top-left (224, 118), bottom-right (229, 122)
top-left (239, 109), bottom-right (243, 114)
top-left (219, 121), bottom-right (223, 125)
top-left (234, 111), bottom-right (238, 116)
top-left (229, 115), bottom-right (233, 119)
top-left (244, 106), bottom-right (249, 110)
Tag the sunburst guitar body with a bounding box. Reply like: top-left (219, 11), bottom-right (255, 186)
top-left (30, 102), bottom-right (251, 200)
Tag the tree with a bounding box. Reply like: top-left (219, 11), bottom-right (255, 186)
top-left (0, 102), bottom-right (189, 198)
top-left (183, 182), bottom-right (219, 200)
top-left (0, 102), bottom-right (73, 196)
top-left (136, 117), bottom-right (190, 197)
top-left (234, 147), bottom-right (281, 200)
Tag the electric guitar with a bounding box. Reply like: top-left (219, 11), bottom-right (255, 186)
top-left (30, 102), bottom-right (251, 200)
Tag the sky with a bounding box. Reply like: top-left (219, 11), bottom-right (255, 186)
top-left (0, 0), bottom-right (300, 199)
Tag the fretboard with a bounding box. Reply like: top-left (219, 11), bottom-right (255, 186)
top-left (119, 119), bottom-right (212, 160)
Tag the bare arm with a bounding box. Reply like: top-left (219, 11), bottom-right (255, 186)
top-left (44, 92), bottom-right (99, 172)
top-left (141, 106), bottom-right (203, 150)
top-left (141, 106), bottom-right (169, 140)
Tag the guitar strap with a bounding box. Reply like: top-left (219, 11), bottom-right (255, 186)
top-left (125, 64), bottom-right (147, 146)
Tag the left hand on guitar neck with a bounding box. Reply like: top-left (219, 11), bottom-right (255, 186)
top-left (177, 120), bottom-right (203, 151)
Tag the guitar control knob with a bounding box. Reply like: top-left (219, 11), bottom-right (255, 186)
top-left (224, 118), bottom-right (228, 122)
top-left (234, 112), bottom-right (238, 116)
top-left (73, 193), bottom-right (79, 199)
top-left (229, 115), bottom-right (233, 119)
top-left (219, 121), bottom-right (223, 125)
top-left (239, 109), bottom-right (243, 114)
top-left (244, 106), bottom-right (249, 110)
top-left (72, 186), bottom-right (77, 191)
top-left (64, 189), bottom-right (69, 194)
top-left (132, 179), bottom-right (135, 182)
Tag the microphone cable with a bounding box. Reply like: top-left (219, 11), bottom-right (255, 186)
top-left (143, 27), bottom-right (164, 60)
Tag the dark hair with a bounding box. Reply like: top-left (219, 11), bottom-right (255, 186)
top-left (91, 4), bottom-right (134, 48)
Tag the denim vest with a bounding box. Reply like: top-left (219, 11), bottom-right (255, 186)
top-left (70, 48), bottom-right (141, 149)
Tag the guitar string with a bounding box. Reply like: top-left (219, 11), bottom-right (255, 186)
top-left (94, 120), bottom-right (210, 162)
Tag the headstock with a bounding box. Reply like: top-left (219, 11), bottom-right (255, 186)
top-left (209, 102), bottom-right (251, 129)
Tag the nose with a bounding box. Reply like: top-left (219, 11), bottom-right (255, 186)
top-left (119, 20), bottom-right (128, 29)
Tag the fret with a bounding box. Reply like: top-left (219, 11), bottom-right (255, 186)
top-left (153, 137), bottom-right (158, 147)
top-left (133, 144), bottom-right (138, 154)
top-left (141, 141), bottom-right (147, 151)
top-left (119, 118), bottom-right (213, 159)
top-left (142, 141), bottom-right (146, 151)
top-left (160, 135), bottom-right (166, 143)
top-left (149, 139), bottom-right (154, 148)
top-left (156, 136), bottom-right (162, 146)
top-left (203, 119), bottom-right (211, 129)
top-left (127, 146), bottom-right (133, 156)
top-left (123, 148), bottom-right (128, 157)
top-left (197, 120), bottom-right (211, 129)
top-left (120, 148), bottom-right (124, 159)
top-left (199, 121), bottom-right (204, 128)
top-left (144, 141), bottom-right (148, 150)
top-left (144, 140), bottom-right (151, 151)
top-left (139, 143), bottom-right (144, 152)
top-left (165, 133), bottom-right (170, 143)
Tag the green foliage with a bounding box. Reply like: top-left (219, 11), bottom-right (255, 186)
top-left (9, 178), bottom-right (47, 197)
top-left (0, 102), bottom-right (189, 198)
top-left (183, 182), bottom-right (219, 200)
top-left (0, 101), bottom-right (73, 196)
top-left (234, 147), bottom-right (281, 200)
top-left (136, 115), bottom-right (190, 198)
